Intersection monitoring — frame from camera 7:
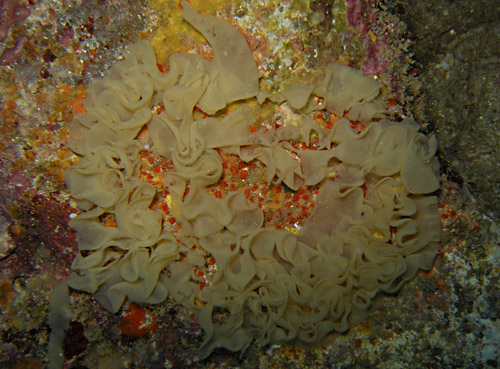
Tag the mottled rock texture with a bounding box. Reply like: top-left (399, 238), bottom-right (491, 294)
top-left (402, 0), bottom-right (500, 222)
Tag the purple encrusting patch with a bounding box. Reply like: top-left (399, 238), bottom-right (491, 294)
top-left (346, 0), bottom-right (391, 75)
top-left (0, 0), bottom-right (30, 65)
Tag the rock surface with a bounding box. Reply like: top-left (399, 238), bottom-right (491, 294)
top-left (403, 0), bottom-right (500, 222)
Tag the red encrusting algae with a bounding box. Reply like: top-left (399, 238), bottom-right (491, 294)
top-left (118, 303), bottom-right (158, 338)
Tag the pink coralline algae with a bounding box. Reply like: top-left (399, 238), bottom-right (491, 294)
top-left (346, 0), bottom-right (376, 34)
top-left (363, 40), bottom-right (391, 76)
top-left (0, 0), bottom-right (30, 65)
top-left (346, 0), bottom-right (391, 76)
